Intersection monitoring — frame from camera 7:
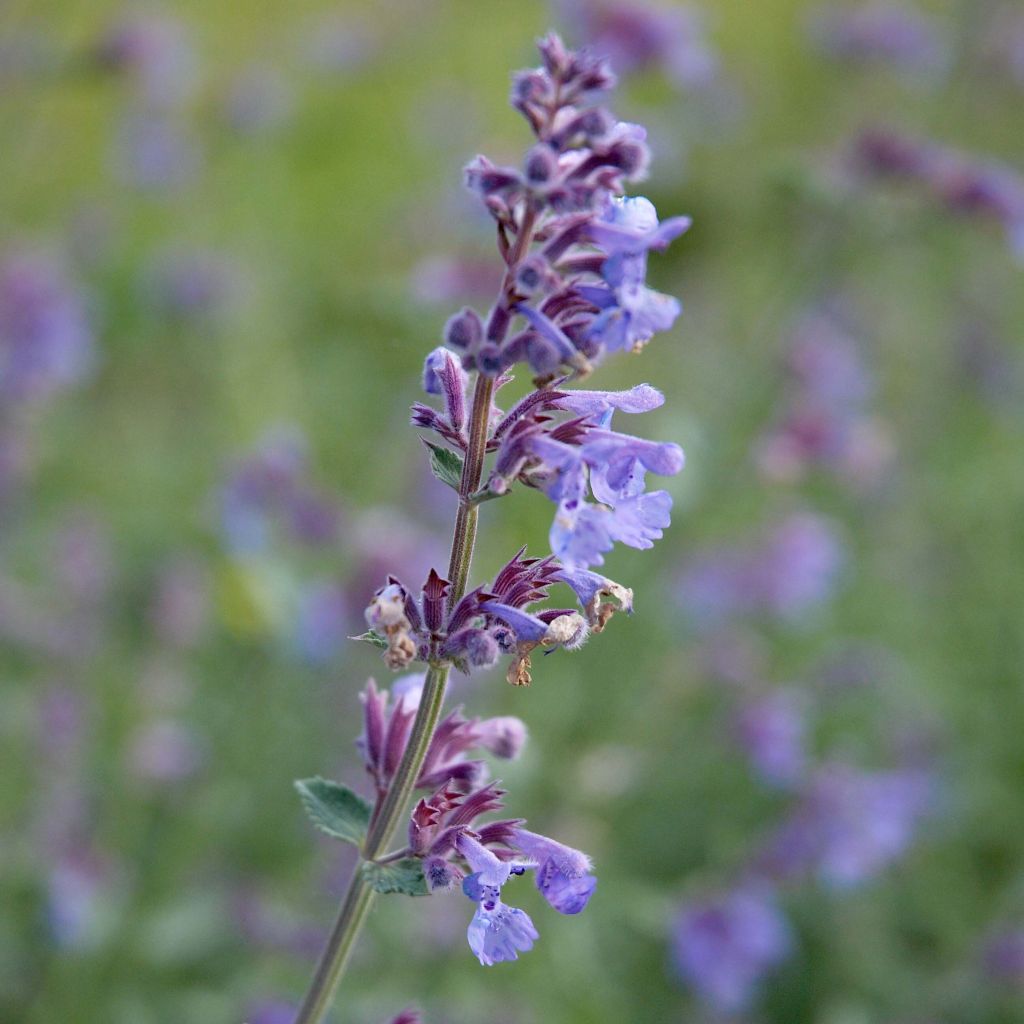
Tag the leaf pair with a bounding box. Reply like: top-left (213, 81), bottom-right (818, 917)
top-left (294, 777), bottom-right (428, 897)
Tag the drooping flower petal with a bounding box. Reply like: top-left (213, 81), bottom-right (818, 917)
top-left (466, 902), bottom-right (539, 965)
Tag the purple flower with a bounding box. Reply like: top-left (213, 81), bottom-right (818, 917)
top-left (440, 35), bottom-right (688, 376)
top-left (733, 689), bottom-right (808, 788)
top-left (244, 1000), bottom-right (299, 1024)
top-left (114, 109), bottom-right (200, 190)
top-left (0, 248), bottom-right (94, 404)
top-left (358, 679), bottom-right (528, 792)
top-left (292, 582), bottom-right (350, 665)
top-left (94, 13), bottom-right (197, 108)
top-left (465, 896), bottom-right (539, 966)
top-left (854, 127), bottom-right (1024, 259)
top-left (754, 512), bottom-right (846, 619)
top-left (144, 247), bottom-right (241, 321)
top-left (512, 828), bottom-right (597, 914)
top-left (808, 3), bottom-right (949, 75)
top-left (758, 762), bottom-right (933, 887)
top-left (528, 427), bottom-right (683, 568)
top-left (677, 511), bottom-right (845, 627)
top-left (219, 428), bottom-right (341, 554)
top-left (554, 0), bottom-right (720, 89)
top-left (456, 833), bottom-right (539, 965)
top-left (672, 884), bottom-right (792, 1013)
top-left (983, 929), bottom-right (1024, 986)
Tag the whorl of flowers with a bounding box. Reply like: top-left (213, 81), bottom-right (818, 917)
top-left (296, 34), bottom-right (688, 998)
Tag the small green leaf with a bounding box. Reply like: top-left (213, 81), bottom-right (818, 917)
top-left (424, 441), bottom-right (464, 491)
top-left (294, 777), bottom-right (372, 845)
top-left (350, 630), bottom-right (387, 650)
top-left (362, 857), bottom-right (429, 896)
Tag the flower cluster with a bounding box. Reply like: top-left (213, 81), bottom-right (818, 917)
top-left (676, 510), bottom-right (845, 628)
top-left (302, 32), bottom-right (684, 983)
top-left (807, 2), bottom-right (948, 75)
top-left (364, 546), bottom-right (633, 684)
top-left (359, 675), bottom-right (597, 965)
top-left (441, 32), bottom-right (689, 379)
top-left (753, 305), bottom-right (894, 489)
top-left (554, 0), bottom-right (720, 90)
top-left (853, 126), bottom-right (1024, 258)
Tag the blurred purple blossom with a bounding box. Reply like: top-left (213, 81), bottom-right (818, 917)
top-left (0, 247), bottom-right (94, 404)
top-left (981, 8), bottom-right (1024, 88)
top-left (755, 306), bottom-right (895, 488)
top-left (222, 65), bottom-right (293, 136)
top-left (757, 762), bottom-right (933, 888)
top-left (733, 688), bottom-right (808, 788)
top-left (291, 581), bottom-right (350, 665)
top-left (150, 556), bottom-right (210, 649)
top-left (93, 11), bottom-right (198, 107)
top-left (983, 928), bottom-right (1024, 986)
top-left (143, 247), bottom-right (242, 321)
top-left (672, 884), bottom-right (792, 1013)
top-left (677, 511), bottom-right (846, 628)
top-left (854, 127), bottom-right (1024, 259)
top-left (114, 109), bottom-right (200, 190)
top-left (410, 255), bottom-right (502, 307)
top-left (47, 848), bottom-right (109, 948)
top-left (244, 1001), bottom-right (298, 1024)
top-left (555, 0), bottom-right (719, 89)
top-left (130, 720), bottom-right (203, 783)
top-left (807, 3), bottom-right (948, 75)
top-left (301, 13), bottom-right (379, 75)
top-left (219, 428), bottom-right (342, 554)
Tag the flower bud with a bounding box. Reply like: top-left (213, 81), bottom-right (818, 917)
top-left (444, 307), bottom-right (483, 351)
top-left (524, 144), bottom-right (559, 186)
top-left (466, 629), bottom-right (500, 668)
top-left (478, 716), bottom-right (528, 759)
top-left (476, 342), bottom-right (504, 377)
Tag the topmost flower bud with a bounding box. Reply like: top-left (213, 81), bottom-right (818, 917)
top-left (537, 32), bottom-right (573, 79)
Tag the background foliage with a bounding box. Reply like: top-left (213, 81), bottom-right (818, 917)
top-left (2, 1), bottom-right (1023, 1022)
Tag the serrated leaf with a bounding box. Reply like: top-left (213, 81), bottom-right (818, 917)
top-left (424, 441), bottom-right (464, 491)
top-left (362, 857), bottom-right (429, 896)
top-left (294, 777), bottom-right (372, 845)
top-left (350, 630), bottom-right (387, 650)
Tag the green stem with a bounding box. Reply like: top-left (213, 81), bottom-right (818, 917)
top-left (294, 190), bottom-right (539, 1023)
top-left (292, 865), bottom-right (375, 1024)
top-left (293, 373), bottom-right (495, 1024)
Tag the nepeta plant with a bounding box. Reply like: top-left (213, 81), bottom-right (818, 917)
top-left (292, 34), bottom-right (688, 1022)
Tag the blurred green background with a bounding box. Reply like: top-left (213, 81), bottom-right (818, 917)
top-left (2, 1), bottom-right (1023, 1022)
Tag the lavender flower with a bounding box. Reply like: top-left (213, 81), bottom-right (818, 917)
top-left (0, 247), bottom-right (94, 404)
top-left (144, 247), bottom-right (241, 321)
top-left (459, 834), bottom-right (540, 965)
top-left (114, 108), bottom-right (200, 190)
top-left (439, 33), bottom-right (688, 378)
top-left (733, 689), bottom-right (808, 789)
top-left (853, 127), bottom-right (1024, 258)
top-left (677, 511), bottom-right (845, 628)
top-left (555, 0), bottom-right (720, 89)
top-left (757, 762), bottom-right (934, 887)
top-left (93, 12), bottom-right (197, 108)
top-left (357, 678), bottom-right (527, 792)
top-left (807, 3), bottom-right (948, 75)
top-left (512, 827), bottom-right (597, 914)
top-left (219, 428), bottom-right (342, 554)
top-left (983, 929), bottom-right (1024, 987)
top-left (295, 34), bottom-right (681, 1004)
top-left (672, 884), bottom-right (792, 1013)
